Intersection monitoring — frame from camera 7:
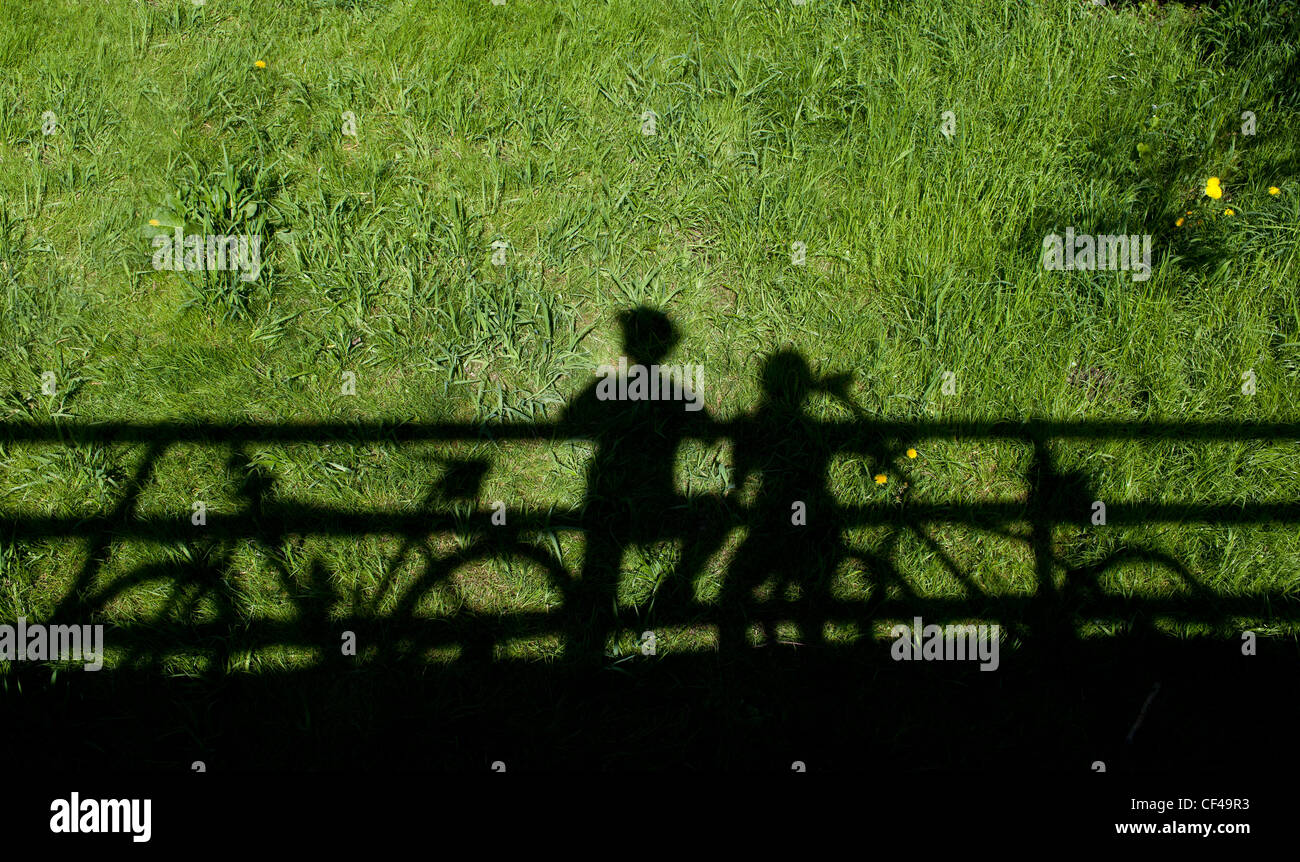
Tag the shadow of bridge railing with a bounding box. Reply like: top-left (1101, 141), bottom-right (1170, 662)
top-left (2, 415), bottom-right (1298, 664)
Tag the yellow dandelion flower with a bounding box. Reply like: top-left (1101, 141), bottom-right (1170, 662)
top-left (1175, 217), bottom-right (1184, 227)
top-left (906, 448), bottom-right (917, 459)
top-left (1269, 186), bottom-right (1280, 195)
top-left (254, 60), bottom-right (267, 69)
top-left (1205, 177), bottom-right (1223, 199)
top-left (148, 219), bottom-right (160, 227)
top-left (1224, 208), bottom-right (1235, 216)
top-left (874, 474), bottom-right (888, 484)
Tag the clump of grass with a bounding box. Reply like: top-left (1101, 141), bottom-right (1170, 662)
top-left (153, 147), bottom-right (288, 319)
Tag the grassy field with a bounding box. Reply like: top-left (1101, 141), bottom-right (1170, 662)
top-left (1, 0), bottom-right (1298, 770)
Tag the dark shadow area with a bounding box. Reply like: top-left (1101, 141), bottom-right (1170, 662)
top-left (2, 307), bottom-right (1298, 771)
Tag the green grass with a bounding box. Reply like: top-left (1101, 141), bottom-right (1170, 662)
top-left (1, 0), bottom-right (1298, 677)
